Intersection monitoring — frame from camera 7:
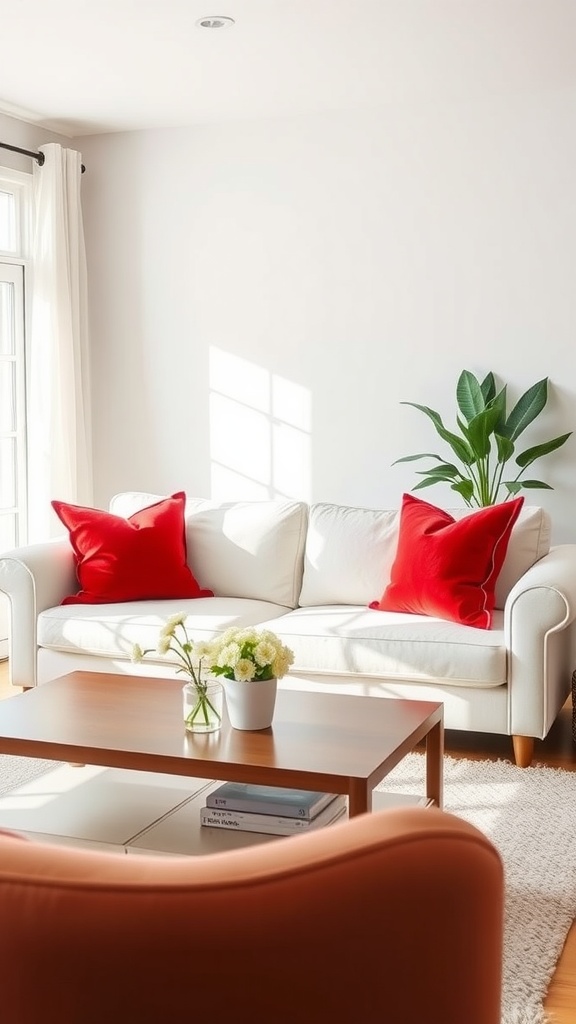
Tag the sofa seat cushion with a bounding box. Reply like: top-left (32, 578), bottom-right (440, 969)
top-left (257, 606), bottom-right (506, 688)
top-left (37, 599), bottom-right (292, 663)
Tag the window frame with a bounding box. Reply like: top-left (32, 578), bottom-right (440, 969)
top-left (0, 167), bottom-right (32, 260)
top-left (0, 166), bottom-right (32, 549)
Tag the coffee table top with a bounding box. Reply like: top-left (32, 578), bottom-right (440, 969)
top-left (0, 672), bottom-right (442, 797)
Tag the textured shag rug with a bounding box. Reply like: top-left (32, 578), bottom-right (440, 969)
top-left (0, 753), bottom-right (61, 794)
top-left (377, 752), bottom-right (576, 1024)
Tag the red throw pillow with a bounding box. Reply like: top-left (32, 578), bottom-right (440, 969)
top-left (370, 493), bottom-right (524, 629)
top-left (52, 491), bottom-right (214, 605)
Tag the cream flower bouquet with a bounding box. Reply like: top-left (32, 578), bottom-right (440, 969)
top-left (132, 618), bottom-right (294, 731)
top-left (132, 613), bottom-right (222, 730)
top-left (210, 626), bottom-right (294, 682)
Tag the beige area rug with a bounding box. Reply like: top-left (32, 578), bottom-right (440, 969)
top-left (377, 752), bottom-right (576, 1024)
top-left (0, 754), bottom-right (61, 794)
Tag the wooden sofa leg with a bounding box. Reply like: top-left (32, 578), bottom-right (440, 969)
top-left (512, 735), bottom-right (534, 768)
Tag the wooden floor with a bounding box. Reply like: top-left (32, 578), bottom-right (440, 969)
top-left (0, 661), bottom-right (574, 1020)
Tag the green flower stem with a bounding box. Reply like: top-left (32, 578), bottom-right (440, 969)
top-left (171, 634), bottom-right (200, 685)
top-left (185, 686), bottom-right (221, 726)
top-left (463, 460), bottom-right (482, 508)
top-left (489, 462), bottom-right (504, 505)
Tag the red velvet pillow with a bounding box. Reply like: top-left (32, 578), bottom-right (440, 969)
top-left (370, 493), bottom-right (524, 629)
top-left (52, 491), bottom-right (214, 605)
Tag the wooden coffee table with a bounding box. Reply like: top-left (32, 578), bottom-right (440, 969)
top-left (0, 672), bottom-right (444, 815)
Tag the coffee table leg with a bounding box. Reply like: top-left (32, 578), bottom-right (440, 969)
top-left (348, 780), bottom-right (371, 817)
top-left (425, 719), bottom-right (444, 809)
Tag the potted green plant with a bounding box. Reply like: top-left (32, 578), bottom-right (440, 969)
top-left (393, 370), bottom-right (571, 507)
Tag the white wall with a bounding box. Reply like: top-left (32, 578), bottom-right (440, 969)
top-left (77, 83), bottom-right (576, 539)
top-left (0, 111), bottom-right (69, 172)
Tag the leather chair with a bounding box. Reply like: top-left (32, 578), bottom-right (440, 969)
top-left (0, 806), bottom-right (503, 1024)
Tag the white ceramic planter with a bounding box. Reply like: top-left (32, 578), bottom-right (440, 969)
top-left (223, 677), bottom-right (277, 730)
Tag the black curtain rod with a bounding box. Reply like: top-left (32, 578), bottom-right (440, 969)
top-left (0, 141), bottom-right (85, 173)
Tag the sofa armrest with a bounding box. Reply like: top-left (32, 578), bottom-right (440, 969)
top-left (0, 539), bottom-right (76, 688)
top-left (504, 544), bottom-right (576, 737)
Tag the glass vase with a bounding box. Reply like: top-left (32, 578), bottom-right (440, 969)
top-left (182, 679), bottom-right (223, 734)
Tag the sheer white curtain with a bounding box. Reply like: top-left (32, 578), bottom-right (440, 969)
top-left (27, 142), bottom-right (93, 541)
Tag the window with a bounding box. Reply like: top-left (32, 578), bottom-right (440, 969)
top-left (0, 169), bottom-right (31, 549)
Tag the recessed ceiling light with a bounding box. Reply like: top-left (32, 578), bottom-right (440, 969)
top-left (195, 16), bottom-right (235, 29)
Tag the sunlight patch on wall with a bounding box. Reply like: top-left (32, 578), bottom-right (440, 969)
top-left (209, 347), bottom-right (311, 501)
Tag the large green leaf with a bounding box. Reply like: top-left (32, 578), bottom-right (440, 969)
top-left (466, 405), bottom-right (502, 459)
top-left (400, 401), bottom-right (444, 430)
top-left (494, 432), bottom-right (515, 463)
top-left (457, 415), bottom-right (470, 440)
top-left (436, 428), bottom-right (476, 465)
top-left (457, 371), bottom-right (485, 422)
top-left (503, 481), bottom-right (523, 496)
top-left (502, 378), bottom-right (548, 441)
top-left (489, 387), bottom-right (508, 435)
top-left (450, 479), bottom-right (475, 503)
top-left (401, 402), bottom-right (475, 465)
top-left (504, 479), bottom-right (553, 494)
top-left (415, 464), bottom-right (461, 479)
top-left (515, 433), bottom-right (572, 469)
top-left (392, 452), bottom-right (445, 465)
top-left (519, 480), bottom-right (554, 489)
top-left (480, 372), bottom-right (496, 405)
top-left (456, 416), bottom-right (478, 453)
top-left (412, 477), bottom-right (448, 491)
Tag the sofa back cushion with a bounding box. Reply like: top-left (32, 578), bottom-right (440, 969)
top-left (453, 504), bottom-right (551, 609)
top-left (109, 493), bottom-right (308, 609)
top-left (298, 503), bottom-right (399, 607)
top-left (298, 501), bottom-right (551, 610)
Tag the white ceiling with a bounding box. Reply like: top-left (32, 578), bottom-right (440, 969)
top-left (0, 0), bottom-right (574, 137)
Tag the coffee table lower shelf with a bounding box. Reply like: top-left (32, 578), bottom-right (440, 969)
top-left (0, 765), bottom-right (437, 857)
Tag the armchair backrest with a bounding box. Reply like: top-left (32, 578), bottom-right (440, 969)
top-left (0, 806), bottom-right (503, 1024)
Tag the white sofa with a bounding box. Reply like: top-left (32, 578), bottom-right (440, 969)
top-left (2, 491), bottom-right (576, 767)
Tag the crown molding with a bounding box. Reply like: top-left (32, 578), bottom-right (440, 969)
top-left (0, 98), bottom-right (74, 138)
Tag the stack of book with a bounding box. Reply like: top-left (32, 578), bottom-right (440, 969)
top-left (200, 782), bottom-right (347, 836)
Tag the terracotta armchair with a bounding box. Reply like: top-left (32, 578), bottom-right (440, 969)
top-left (0, 807), bottom-right (503, 1024)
